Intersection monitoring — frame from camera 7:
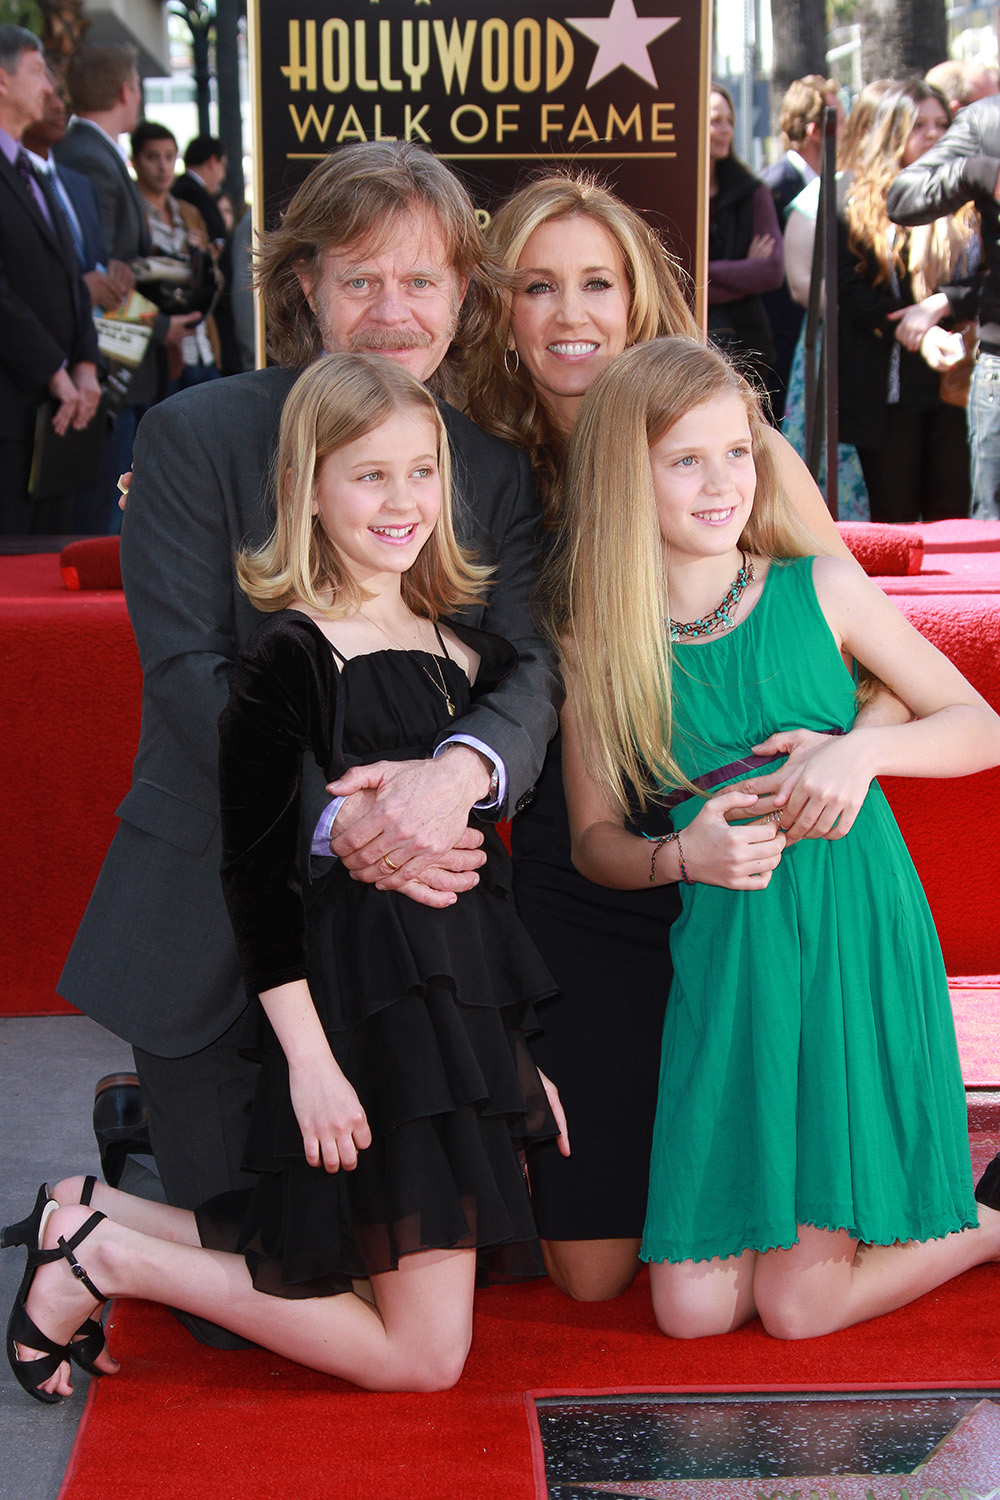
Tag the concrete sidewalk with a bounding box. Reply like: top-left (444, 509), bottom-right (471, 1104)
top-left (0, 1015), bottom-right (132, 1500)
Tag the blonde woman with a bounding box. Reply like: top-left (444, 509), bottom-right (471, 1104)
top-left (4, 353), bottom-right (566, 1401)
top-left (839, 81), bottom-right (978, 521)
top-left (555, 335), bottom-right (1000, 1339)
top-left (465, 172), bottom-right (900, 1306)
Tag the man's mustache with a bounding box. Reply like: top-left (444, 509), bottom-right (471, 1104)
top-left (350, 329), bottom-right (432, 351)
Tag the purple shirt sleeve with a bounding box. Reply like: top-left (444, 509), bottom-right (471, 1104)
top-left (708, 184), bottom-right (785, 304)
top-left (309, 736), bottom-right (506, 858)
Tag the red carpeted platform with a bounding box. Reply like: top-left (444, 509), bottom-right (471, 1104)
top-left (0, 553), bottom-right (140, 1014)
top-left (56, 1107), bottom-right (1000, 1500)
top-left (952, 984), bottom-right (1000, 1086)
top-left (3, 522), bottom-right (1000, 1014)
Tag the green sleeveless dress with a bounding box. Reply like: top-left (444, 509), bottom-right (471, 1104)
top-left (640, 556), bottom-right (977, 1265)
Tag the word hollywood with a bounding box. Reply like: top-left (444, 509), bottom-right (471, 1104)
top-left (279, 5), bottom-right (681, 152)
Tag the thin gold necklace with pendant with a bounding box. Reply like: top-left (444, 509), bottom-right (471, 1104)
top-left (359, 610), bottom-right (456, 717)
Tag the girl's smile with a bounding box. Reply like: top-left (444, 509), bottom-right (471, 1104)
top-left (310, 410), bottom-right (442, 587)
top-left (650, 393), bottom-right (756, 563)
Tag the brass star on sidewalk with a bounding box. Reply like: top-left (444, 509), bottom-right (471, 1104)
top-left (565, 0), bottom-right (680, 89)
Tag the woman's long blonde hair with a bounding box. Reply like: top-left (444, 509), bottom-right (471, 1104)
top-left (845, 80), bottom-right (976, 289)
top-left (550, 337), bottom-right (826, 812)
top-left (465, 172), bottom-right (698, 526)
top-left (239, 354), bottom-right (490, 619)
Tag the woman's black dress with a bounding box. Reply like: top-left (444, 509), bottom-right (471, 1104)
top-left (198, 610), bottom-right (558, 1297)
top-left (514, 734), bottom-right (681, 1241)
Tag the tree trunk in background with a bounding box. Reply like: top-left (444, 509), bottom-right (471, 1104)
top-left (40, 0), bottom-right (88, 70)
top-left (858, 0), bottom-right (946, 81)
top-left (215, 0), bottom-right (245, 214)
top-left (768, 0), bottom-right (828, 136)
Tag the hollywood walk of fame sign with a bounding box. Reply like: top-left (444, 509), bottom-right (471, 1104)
top-left (247, 0), bottom-right (711, 328)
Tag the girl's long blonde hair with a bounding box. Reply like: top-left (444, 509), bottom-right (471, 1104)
top-left (238, 353), bottom-right (490, 619)
top-left (550, 337), bottom-right (827, 812)
top-left (465, 172), bottom-right (698, 526)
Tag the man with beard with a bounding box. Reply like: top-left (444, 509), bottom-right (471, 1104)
top-left (59, 146), bottom-right (560, 1325)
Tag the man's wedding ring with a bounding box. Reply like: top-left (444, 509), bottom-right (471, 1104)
top-left (383, 854), bottom-right (400, 872)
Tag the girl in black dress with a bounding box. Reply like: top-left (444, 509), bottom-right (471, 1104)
top-left (4, 353), bottom-right (565, 1403)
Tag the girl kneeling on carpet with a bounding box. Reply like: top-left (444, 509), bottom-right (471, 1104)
top-left (4, 352), bottom-right (567, 1402)
top-left (552, 334), bottom-right (1000, 1340)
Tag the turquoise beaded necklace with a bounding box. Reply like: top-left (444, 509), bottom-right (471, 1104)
top-left (668, 551), bottom-right (755, 642)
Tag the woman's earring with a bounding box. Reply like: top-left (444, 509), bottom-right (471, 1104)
top-left (503, 346), bottom-right (520, 376)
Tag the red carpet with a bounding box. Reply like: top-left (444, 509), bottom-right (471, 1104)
top-left (57, 1110), bottom-right (1000, 1500)
top-left (0, 553), bottom-right (139, 1015)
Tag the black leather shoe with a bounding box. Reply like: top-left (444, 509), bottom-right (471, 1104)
top-left (975, 1151), bottom-right (1000, 1211)
top-left (93, 1073), bottom-right (152, 1189)
top-left (168, 1308), bottom-right (257, 1350)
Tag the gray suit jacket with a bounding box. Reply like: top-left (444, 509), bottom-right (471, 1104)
top-left (59, 366), bottom-right (560, 1055)
top-left (53, 118), bottom-right (150, 263)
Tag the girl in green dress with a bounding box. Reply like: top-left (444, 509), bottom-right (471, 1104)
top-left (553, 334), bottom-right (1000, 1339)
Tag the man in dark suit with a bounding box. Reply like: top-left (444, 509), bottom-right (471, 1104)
top-left (172, 132), bottom-right (228, 246)
top-left (53, 43), bottom-right (146, 264)
top-left (173, 133), bottom-right (243, 375)
top-left (0, 26), bottom-right (100, 534)
top-left (22, 81), bottom-right (133, 311)
top-left (761, 75), bottom-right (840, 423)
top-left (60, 146), bottom-right (560, 1311)
top-left (53, 44), bottom-right (201, 527)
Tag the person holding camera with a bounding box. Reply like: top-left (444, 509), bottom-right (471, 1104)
top-left (131, 121), bottom-right (220, 394)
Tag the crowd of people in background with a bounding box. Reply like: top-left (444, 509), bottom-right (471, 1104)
top-left (711, 61), bottom-right (1000, 525)
top-left (5, 26), bottom-right (1000, 536)
top-left (0, 33), bottom-right (251, 537)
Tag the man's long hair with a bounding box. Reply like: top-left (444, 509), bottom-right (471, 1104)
top-left (256, 142), bottom-right (509, 395)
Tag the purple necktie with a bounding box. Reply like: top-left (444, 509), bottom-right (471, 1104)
top-left (14, 146), bottom-right (54, 232)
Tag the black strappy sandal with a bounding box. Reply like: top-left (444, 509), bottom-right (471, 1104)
top-left (2, 1176), bottom-right (108, 1378)
top-left (4, 1189), bottom-right (109, 1402)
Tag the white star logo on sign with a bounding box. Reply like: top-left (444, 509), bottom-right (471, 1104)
top-left (565, 0), bottom-right (680, 89)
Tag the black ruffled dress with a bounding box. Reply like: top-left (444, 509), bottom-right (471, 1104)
top-left (197, 610), bottom-right (558, 1298)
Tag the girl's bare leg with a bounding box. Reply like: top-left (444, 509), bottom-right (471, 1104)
top-left (541, 1237), bottom-right (643, 1302)
top-left (52, 1176), bottom-right (201, 1245)
top-left (18, 1204), bottom-right (477, 1399)
top-left (648, 1249), bottom-right (758, 1338)
top-left (753, 1208), bottom-right (1000, 1340)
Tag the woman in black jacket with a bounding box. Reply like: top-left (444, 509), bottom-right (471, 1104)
top-left (838, 80), bottom-right (977, 522)
top-left (707, 84), bottom-right (785, 407)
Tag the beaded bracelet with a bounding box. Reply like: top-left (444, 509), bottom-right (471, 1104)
top-left (645, 831), bottom-right (676, 883)
top-left (643, 829), bottom-right (695, 886)
top-left (675, 829), bottom-right (694, 886)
